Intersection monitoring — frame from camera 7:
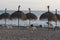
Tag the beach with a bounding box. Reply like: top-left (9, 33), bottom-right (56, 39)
top-left (0, 5), bottom-right (59, 40)
top-left (0, 0), bottom-right (60, 40)
top-left (0, 27), bottom-right (60, 40)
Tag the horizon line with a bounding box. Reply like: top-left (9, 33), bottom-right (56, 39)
top-left (0, 10), bottom-right (60, 12)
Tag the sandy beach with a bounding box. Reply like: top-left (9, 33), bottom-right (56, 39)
top-left (0, 27), bottom-right (59, 40)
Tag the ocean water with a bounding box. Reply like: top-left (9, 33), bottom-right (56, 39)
top-left (0, 10), bottom-right (60, 27)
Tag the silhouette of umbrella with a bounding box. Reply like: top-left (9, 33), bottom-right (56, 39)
top-left (0, 8), bottom-right (10, 27)
top-left (10, 5), bottom-right (27, 27)
top-left (26, 8), bottom-right (37, 26)
top-left (40, 6), bottom-right (57, 28)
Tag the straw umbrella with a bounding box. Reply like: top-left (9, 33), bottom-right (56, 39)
top-left (40, 6), bottom-right (57, 28)
top-left (26, 8), bottom-right (37, 26)
top-left (55, 9), bottom-right (60, 20)
top-left (55, 9), bottom-right (60, 27)
top-left (10, 5), bottom-right (27, 27)
top-left (0, 8), bottom-right (10, 27)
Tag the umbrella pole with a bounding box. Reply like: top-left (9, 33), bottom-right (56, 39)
top-left (29, 20), bottom-right (30, 26)
top-left (48, 19), bottom-right (49, 30)
top-left (5, 18), bottom-right (6, 27)
top-left (18, 18), bottom-right (19, 28)
top-left (46, 19), bottom-right (49, 40)
top-left (55, 9), bottom-right (57, 27)
top-left (55, 20), bottom-right (57, 27)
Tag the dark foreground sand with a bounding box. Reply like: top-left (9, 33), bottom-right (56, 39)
top-left (0, 28), bottom-right (60, 40)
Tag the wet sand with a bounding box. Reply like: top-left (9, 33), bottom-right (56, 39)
top-left (0, 28), bottom-right (60, 40)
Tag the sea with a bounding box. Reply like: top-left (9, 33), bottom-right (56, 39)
top-left (0, 10), bottom-right (60, 27)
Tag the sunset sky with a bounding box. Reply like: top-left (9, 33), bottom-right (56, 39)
top-left (0, 0), bottom-right (60, 10)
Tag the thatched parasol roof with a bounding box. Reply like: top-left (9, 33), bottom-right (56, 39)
top-left (10, 5), bottom-right (27, 20)
top-left (40, 6), bottom-right (57, 21)
top-left (40, 12), bottom-right (57, 21)
top-left (55, 9), bottom-right (60, 21)
top-left (55, 14), bottom-right (60, 21)
top-left (26, 8), bottom-right (37, 20)
top-left (10, 11), bottom-right (27, 20)
top-left (0, 8), bottom-right (10, 19)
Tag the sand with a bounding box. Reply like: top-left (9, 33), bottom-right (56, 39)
top-left (0, 28), bottom-right (60, 40)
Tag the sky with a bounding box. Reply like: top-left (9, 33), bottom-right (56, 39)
top-left (0, 0), bottom-right (60, 11)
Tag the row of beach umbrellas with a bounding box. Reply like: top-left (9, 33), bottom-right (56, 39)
top-left (0, 5), bottom-right (60, 28)
top-left (40, 6), bottom-right (60, 27)
top-left (0, 5), bottom-right (37, 27)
